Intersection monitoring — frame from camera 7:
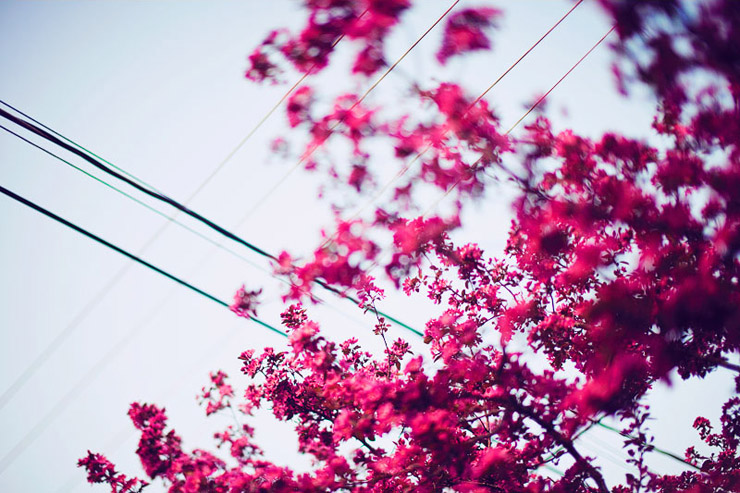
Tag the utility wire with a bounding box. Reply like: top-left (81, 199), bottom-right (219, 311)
top-left (594, 420), bottom-right (699, 471)
top-left (0, 106), bottom-right (275, 258)
top-left (0, 104), bottom-right (418, 415)
top-left (0, 124), bottom-right (273, 276)
top-left (0, 123), bottom-right (282, 412)
top-left (0, 184), bottom-right (285, 338)
top-left (346, 0), bottom-right (584, 225)
top-left (0, 0), bottom-right (453, 342)
top-left (0, 106), bottom-right (420, 336)
top-left (0, 22), bottom-right (374, 408)
top-left (505, 26), bottom-right (616, 135)
top-left (0, 122), bottom-right (295, 412)
top-left (471, 0), bottom-right (584, 108)
top-left (234, 0), bottom-right (460, 226)
top-left (422, 26), bottom-right (616, 217)
top-left (0, 184), bottom-right (285, 475)
top-left (0, 166), bottom-right (382, 479)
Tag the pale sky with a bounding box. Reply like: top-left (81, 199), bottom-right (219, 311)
top-left (0, 1), bottom-right (735, 491)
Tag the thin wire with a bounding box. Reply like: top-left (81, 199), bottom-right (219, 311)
top-left (422, 26), bottom-right (616, 217)
top-left (473, 0), bottom-right (583, 106)
top-left (0, 124), bottom-right (272, 275)
top-left (0, 285), bottom-right (179, 477)
top-left (0, 106), bottom-right (276, 258)
top-left (506, 26), bottom-right (616, 135)
top-left (594, 420), bottom-right (699, 471)
top-left (55, 317), bottom-right (248, 493)
top-left (0, 126), bottom-right (289, 411)
top-left (0, 184), bottom-right (286, 475)
top-left (343, 0), bottom-right (584, 226)
top-left (0, 100), bottom-right (164, 193)
top-left (179, 10), bottom-right (366, 201)
top-left (0, 184), bottom-right (285, 337)
top-left (234, 0), bottom-right (460, 226)
top-left (579, 433), bottom-right (639, 473)
top-left (0, 107), bottom-right (420, 337)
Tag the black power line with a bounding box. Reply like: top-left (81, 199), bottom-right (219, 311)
top-left (0, 104), bottom-right (421, 336)
top-left (0, 106), bottom-right (276, 259)
top-left (0, 183), bottom-right (285, 338)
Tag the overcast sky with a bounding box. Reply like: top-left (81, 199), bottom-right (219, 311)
top-left (0, 1), bottom-right (735, 491)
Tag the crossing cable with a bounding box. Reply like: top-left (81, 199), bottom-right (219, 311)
top-left (0, 106), bottom-right (420, 336)
top-left (422, 26), bottom-right (616, 217)
top-left (0, 11), bottom-right (362, 198)
top-left (234, 0), bottom-right (460, 225)
top-left (0, 14), bottom-right (366, 412)
top-left (594, 420), bottom-right (700, 471)
top-left (342, 0), bottom-right (584, 228)
top-left (0, 121), bottom-right (286, 413)
top-left (0, 123), bottom-right (274, 276)
top-left (0, 185), bottom-right (286, 476)
top-left (349, 20), bottom-right (610, 285)
top-left (0, 184), bottom-right (285, 339)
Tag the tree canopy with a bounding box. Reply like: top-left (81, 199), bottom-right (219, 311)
top-left (80, 1), bottom-right (740, 491)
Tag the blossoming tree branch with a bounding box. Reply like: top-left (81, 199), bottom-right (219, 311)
top-left (79, 1), bottom-right (740, 491)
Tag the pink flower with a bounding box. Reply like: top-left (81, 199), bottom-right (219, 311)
top-left (229, 285), bottom-right (262, 318)
top-left (436, 8), bottom-right (500, 65)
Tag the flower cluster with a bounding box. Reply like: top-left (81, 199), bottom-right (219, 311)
top-left (82, 1), bottom-right (740, 492)
top-left (245, 0), bottom-right (412, 82)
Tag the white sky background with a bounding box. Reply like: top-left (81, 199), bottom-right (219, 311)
top-left (0, 1), bottom-right (735, 491)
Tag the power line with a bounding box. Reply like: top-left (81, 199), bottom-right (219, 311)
top-left (0, 183), bottom-right (285, 338)
top-left (234, 0), bottom-right (460, 226)
top-left (0, 106), bottom-right (275, 259)
top-left (0, 123), bottom-right (275, 275)
top-left (0, 183), bottom-right (286, 475)
top-left (0, 3), bottom-right (455, 347)
top-left (594, 420), bottom-right (699, 471)
top-left (344, 0), bottom-right (584, 226)
top-left (0, 103), bottom-right (420, 415)
top-left (0, 122), bottom-right (288, 412)
top-left (0, 12), bottom-right (365, 413)
top-left (422, 26), bottom-right (616, 217)
top-left (0, 106), bottom-right (420, 336)
top-left (472, 0), bottom-right (584, 107)
top-left (505, 26), bottom-right (616, 135)
top-left (0, 8), bottom-right (368, 370)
